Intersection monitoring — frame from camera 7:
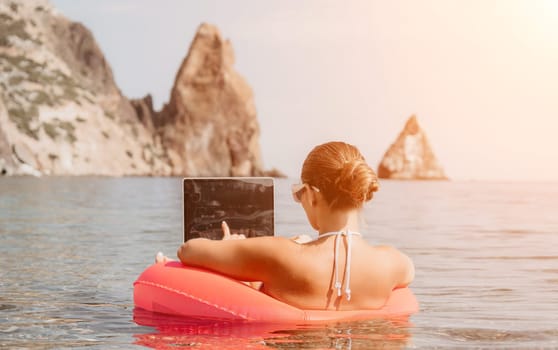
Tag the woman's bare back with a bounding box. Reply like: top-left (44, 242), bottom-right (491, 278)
top-left (260, 236), bottom-right (413, 311)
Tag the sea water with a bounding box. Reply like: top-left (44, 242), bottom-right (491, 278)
top-left (0, 177), bottom-right (557, 349)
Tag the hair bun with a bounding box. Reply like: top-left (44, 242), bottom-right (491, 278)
top-left (335, 159), bottom-right (379, 207)
top-left (301, 141), bottom-right (379, 210)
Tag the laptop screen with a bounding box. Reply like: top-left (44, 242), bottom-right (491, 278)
top-left (183, 177), bottom-right (274, 242)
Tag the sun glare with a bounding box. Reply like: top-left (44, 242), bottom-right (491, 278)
top-left (534, 0), bottom-right (558, 38)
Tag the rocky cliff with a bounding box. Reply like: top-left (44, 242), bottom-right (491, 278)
top-left (378, 115), bottom-right (447, 180)
top-left (0, 0), bottom-right (266, 176)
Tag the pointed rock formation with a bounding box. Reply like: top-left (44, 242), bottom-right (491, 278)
top-left (156, 23), bottom-right (263, 176)
top-left (378, 115), bottom-right (447, 180)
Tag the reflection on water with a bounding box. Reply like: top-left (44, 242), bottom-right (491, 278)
top-left (1, 177), bottom-right (558, 348)
top-left (132, 308), bottom-right (412, 350)
top-left (263, 320), bottom-right (412, 350)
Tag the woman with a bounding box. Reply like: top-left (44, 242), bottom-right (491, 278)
top-left (157, 141), bottom-right (414, 311)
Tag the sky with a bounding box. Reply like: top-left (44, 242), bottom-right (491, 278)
top-left (51, 0), bottom-right (558, 181)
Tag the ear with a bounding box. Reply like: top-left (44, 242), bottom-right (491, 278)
top-left (307, 186), bottom-right (320, 207)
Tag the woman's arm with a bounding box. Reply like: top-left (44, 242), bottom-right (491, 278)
top-left (395, 250), bottom-right (415, 288)
top-left (177, 233), bottom-right (296, 283)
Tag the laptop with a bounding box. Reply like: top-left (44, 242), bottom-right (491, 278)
top-left (183, 177), bottom-right (275, 242)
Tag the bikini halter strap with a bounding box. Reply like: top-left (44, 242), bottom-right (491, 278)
top-left (314, 230), bottom-right (361, 301)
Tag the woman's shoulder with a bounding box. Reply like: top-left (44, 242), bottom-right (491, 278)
top-left (367, 243), bottom-right (406, 257)
top-left (365, 244), bottom-right (415, 287)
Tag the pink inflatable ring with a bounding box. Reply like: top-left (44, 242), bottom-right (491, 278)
top-left (134, 261), bottom-right (419, 323)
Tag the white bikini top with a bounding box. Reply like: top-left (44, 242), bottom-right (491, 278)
top-left (310, 230), bottom-right (361, 301)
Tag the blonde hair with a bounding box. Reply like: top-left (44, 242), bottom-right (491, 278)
top-left (301, 141), bottom-right (379, 210)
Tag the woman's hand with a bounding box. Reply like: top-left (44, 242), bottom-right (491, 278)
top-left (155, 251), bottom-right (171, 264)
top-left (221, 221), bottom-right (246, 240)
